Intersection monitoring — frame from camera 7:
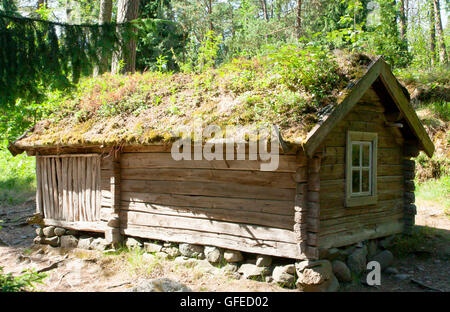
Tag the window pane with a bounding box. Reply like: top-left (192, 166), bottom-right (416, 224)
top-left (362, 169), bottom-right (370, 192)
top-left (362, 144), bottom-right (370, 167)
top-left (352, 170), bottom-right (360, 193)
top-left (352, 144), bottom-right (360, 167)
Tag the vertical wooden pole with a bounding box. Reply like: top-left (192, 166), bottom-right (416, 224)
top-left (403, 145), bottom-right (417, 234)
top-left (104, 150), bottom-right (122, 247)
top-left (305, 153), bottom-right (322, 259)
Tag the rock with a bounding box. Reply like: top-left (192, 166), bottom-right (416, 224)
top-left (42, 226), bottom-right (56, 238)
top-left (394, 274), bottom-right (411, 281)
top-left (332, 260), bottom-right (352, 282)
top-left (284, 264), bottom-right (296, 275)
top-left (78, 237), bottom-right (94, 250)
top-left (265, 276), bottom-right (274, 283)
top-left (91, 238), bottom-right (109, 251)
top-left (126, 237), bottom-right (142, 249)
top-left (129, 278), bottom-right (192, 292)
top-left (60, 235), bottom-right (78, 248)
top-left (33, 236), bottom-right (43, 244)
top-left (295, 260), bottom-right (322, 274)
top-left (379, 236), bottom-right (395, 249)
top-left (155, 252), bottom-right (169, 260)
top-left (297, 260), bottom-right (332, 285)
top-left (35, 228), bottom-right (44, 237)
top-left (327, 275), bottom-right (340, 292)
top-left (272, 266), bottom-right (295, 285)
top-left (144, 242), bottom-right (163, 253)
top-left (26, 213), bottom-right (44, 226)
top-left (385, 267), bottom-right (399, 275)
top-left (143, 253), bottom-right (155, 262)
top-left (238, 263), bottom-right (268, 279)
top-left (255, 255), bottom-right (272, 267)
top-left (66, 229), bottom-right (78, 236)
top-left (224, 249), bottom-right (244, 263)
top-left (161, 246), bottom-right (181, 258)
top-left (326, 248), bottom-right (341, 261)
top-left (347, 247), bottom-right (367, 275)
top-left (367, 240), bottom-right (378, 258)
top-left (222, 263), bottom-right (239, 274)
top-left (179, 243), bottom-right (204, 259)
top-left (370, 250), bottom-right (394, 270)
top-left (54, 227), bottom-right (66, 237)
top-left (42, 236), bottom-right (59, 247)
top-left (204, 246), bottom-right (223, 264)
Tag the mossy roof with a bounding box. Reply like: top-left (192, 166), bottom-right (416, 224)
top-left (14, 49), bottom-right (378, 150)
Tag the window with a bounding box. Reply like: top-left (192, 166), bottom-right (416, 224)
top-left (346, 131), bottom-right (377, 207)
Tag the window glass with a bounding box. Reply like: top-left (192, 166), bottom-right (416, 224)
top-left (362, 169), bottom-right (370, 192)
top-left (362, 144), bottom-right (370, 167)
top-left (352, 144), bottom-right (360, 167)
top-left (352, 170), bottom-right (360, 193)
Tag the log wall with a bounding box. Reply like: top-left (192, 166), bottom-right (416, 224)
top-left (318, 87), bottom-right (405, 249)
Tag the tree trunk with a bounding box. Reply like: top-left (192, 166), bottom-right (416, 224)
top-left (95, 0), bottom-right (113, 76)
top-left (296, 0), bottom-right (302, 39)
top-left (260, 0), bottom-right (269, 21)
top-left (399, 0), bottom-right (407, 44)
top-left (433, 0), bottom-right (448, 64)
top-left (430, 1), bottom-right (436, 67)
top-left (111, 0), bottom-right (140, 74)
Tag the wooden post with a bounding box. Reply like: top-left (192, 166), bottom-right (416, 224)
top-left (403, 143), bottom-right (418, 234)
top-left (103, 151), bottom-right (122, 247)
top-left (294, 151), bottom-right (308, 257)
top-left (305, 153), bottom-right (321, 259)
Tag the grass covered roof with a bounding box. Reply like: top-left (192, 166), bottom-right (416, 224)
top-left (14, 48), bottom-right (377, 149)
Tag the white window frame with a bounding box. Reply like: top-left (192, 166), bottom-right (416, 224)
top-left (345, 131), bottom-right (378, 207)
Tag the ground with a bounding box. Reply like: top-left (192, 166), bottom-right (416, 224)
top-left (0, 198), bottom-right (449, 292)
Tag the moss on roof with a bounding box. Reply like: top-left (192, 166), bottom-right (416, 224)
top-left (15, 48), bottom-right (376, 149)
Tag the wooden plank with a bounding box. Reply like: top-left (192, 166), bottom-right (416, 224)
top-left (67, 157), bottom-right (73, 222)
top-left (120, 180), bottom-right (296, 201)
top-left (120, 168), bottom-right (296, 189)
top-left (35, 157), bottom-right (43, 215)
top-left (55, 157), bottom-right (63, 220)
top-left (61, 158), bottom-right (69, 222)
top-left (95, 156), bottom-right (101, 221)
top-left (50, 157), bottom-right (59, 220)
top-left (78, 157), bottom-right (85, 222)
top-left (44, 218), bottom-right (106, 233)
top-left (121, 201), bottom-right (295, 230)
top-left (85, 157), bottom-right (92, 222)
top-left (118, 192), bottom-right (294, 216)
top-left (72, 157), bottom-right (79, 222)
top-left (121, 224), bottom-right (306, 260)
top-left (121, 211), bottom-right (297, 243)
top-left (121, 153), bottom-right (297, 172)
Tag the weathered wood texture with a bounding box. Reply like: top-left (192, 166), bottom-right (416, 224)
top-left (116, 150), bottom-right (303, 259)
top-left (37, 155), bottom-right (101, 223)
top-left (318, 87), bottom-right (405, 249)
top-left (403, 158), bottom-right (416, 234)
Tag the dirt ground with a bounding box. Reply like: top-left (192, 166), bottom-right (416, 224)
top-left (0, 198), bottom-right (449, 292)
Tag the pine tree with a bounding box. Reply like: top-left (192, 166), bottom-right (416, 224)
top-left (94, 0), bottom-right (113, 75)
top-left (433, 0), bottom-right (448, 64)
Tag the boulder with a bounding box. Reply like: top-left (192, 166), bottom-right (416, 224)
top-left (379, 236), bottom-right (395, 249)
top-left (179, 243), bottom-right (204, 259)
top-left (60, 235), bottom-right (79, 248)
top-left (42, 236), bottom-right (59, 247)
top-left (204, 246), bottom-right (223, 264)
top-left (222, 263), bottom-right (239, 274)
top-left (255, 255), bottom-right (272, 267)
top-left (78, 237), bottom-right (94, 250)
top-left (155, 252), bottom-right (169, 260)
top-left (347, 247), bottom-right (367, 275)
top-left (66, 229), bottom-right (78, 236)
top-left (385, 267), bottom-right (399, 275)
top-left (161, 246), bottom-right (181, 258)
top-left (224, 249), bottom-right (244, 263)
top-left (54, 227), bottom-right (66, 237)
top-left (126, 237), bottom-right (142, 249)
top-left (296, 260), bottom-right (339, 292)
top-left (238, 263), bottom-right (268, 279)
top-left (129, 278), bottom-right (192, 292)
top-left (33, 236), bottom-right (43, 244)
top-left (91, 238), bottom-right (109, 251)
top-left (35, 228), bottom-right (44, 237)
top-left (295, 260), bottom-right (322, 275)
top-left (272, 266), bottom-right (295, 285)
top-left (370, 250), bottom-right (394, 271)
top-left (144, 242), bottom-right (163, 253)
top-left (367, 240), bottom-right (378, 258)
top-left (42, 226), bottom-right (56, 238)
top-left (332, 260), bottom-right (352, 282)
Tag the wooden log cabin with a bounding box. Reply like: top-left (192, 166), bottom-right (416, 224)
top-left (10, 56), bottom-right (434, 260)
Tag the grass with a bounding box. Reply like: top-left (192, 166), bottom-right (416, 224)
top-left (416, 175), bottom-right (450, 216)
top-left (0, 143), bottom-right (36, 205)
top-left (389, 226), bottom-right (440, 258)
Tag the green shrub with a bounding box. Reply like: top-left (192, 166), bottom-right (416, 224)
top-left (0, 267), bottom-right (46, 292)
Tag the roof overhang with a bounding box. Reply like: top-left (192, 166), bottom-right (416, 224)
top-left (304, 57), bottom-right (435, 158)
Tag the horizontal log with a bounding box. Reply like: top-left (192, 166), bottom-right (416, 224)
top-left (44, 218), bottom-right (106, 233)
top-left (320, 199), bottom-right (403, 219)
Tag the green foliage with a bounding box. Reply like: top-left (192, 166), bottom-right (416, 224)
top-left (416, 175), bottom-right (450, 215)
top-left (0, 267), bottom-right (46, 292)
top-left (389, 227), bottom-right (440, 258)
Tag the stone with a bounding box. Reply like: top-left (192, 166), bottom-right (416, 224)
top-left (66, 229), bottom-right (78, 236)
top-left (126, 237), bottom-right (142, 249)
top-left (33, 236), bottom-right (43, 244)
top-left (297, 260), bottom-right (332, 285)
top-left (144, 242), bottom-right (163, 253)
top-left (238, 263), bottom-right (268, 279)
top-left (284, 264), bottom-right (296, 275)
top-left (370, 250), bottom-right (394, 271)
top-left (224, 249), bottom-right (244, 263)
top-left (393, 274), bottom-right (411, 281)
top-left (60, 235), bottom-right (78, 248)
top-left (295, 260), bottom-right (322, 275)
top-left (332, 260), bottom-right (352, 282)
top-left (385, 267), bottom-right (399, 275)
top-left (155, 252), bottom-right (169, 260)
top-left (42, 236), bottom-right (59, 247)
top-left (367, 240), bottom-right (378, 258)
top-left (78, 237), bottom-right (94, 250)
top-left (265, 276), bottom-right (274, 283)
top-left (326, 248), bottom-right (341, 261)
top-left (222, 263), bottom-right (239, 274)
top-left (379, 236), bottom-right (395, 249)
top-left (35, 228), bottom-right (44, 237)
top-left (143, 253), bottom-right (155, 262)
top-left (161, 246), bottom-right (181, 258)
top-left (347, 247), bottom-right (367, 275)
top-left (129, 278), bottom-right (192, 292)
top-left (42, 226), bottom-right (56, 238)
top-left (91, 238), bottom-right (109, 251)
top-left (54, 227), bottom-right (66, 237)
top-left (204, 246), bottom-right (223, 264)
top-left (255, 255), bottom-right (272, 267)
top-left (272, 266), bottom-right (295, 285)
top-left (179, 243), bottom-right (204, 259)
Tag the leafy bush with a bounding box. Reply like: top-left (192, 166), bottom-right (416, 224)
top-left (0, 267), bottom-right (46, 292)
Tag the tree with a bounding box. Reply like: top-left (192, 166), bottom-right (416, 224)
top-left (111, 0), bottom-right (140, 74)
top-left (429, 0), bottom-right (436, 66)
top-left (94, 0), bottom-right (113, 75)
top-left (433, 0), bottom-right (448, 64)
top-left (399, 0), bottom-right (407, 44)
top-left (296, 0), bottom-right (302, 39)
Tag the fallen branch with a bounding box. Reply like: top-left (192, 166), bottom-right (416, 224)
top-left (106, 281), bottom-right (132, 289)
top-left (410, 278), bottom-right (443, 292)
top-left (37, 259), bottom-right (65, 273)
